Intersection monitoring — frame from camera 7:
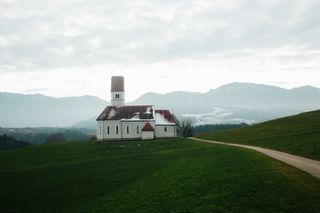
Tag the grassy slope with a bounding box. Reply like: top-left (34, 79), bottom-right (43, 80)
top-left (197, 110), bottom-right (320, 160)
top-left (1, 139), bottom-right (320, 212)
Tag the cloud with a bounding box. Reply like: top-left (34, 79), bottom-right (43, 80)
top-left (0, 0), bottom-right (320, 100)
top-left (1, 0), bottom-right (320, 71)
top-left (24, 87), bottom-right (49, 93)
top-left (181, 107), bottom-right (256, 125)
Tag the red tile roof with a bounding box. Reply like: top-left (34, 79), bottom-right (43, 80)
top-left (142, 122), bottom-right (155, 131)
top-left (97, 105), bottom-right (177, 126)
top-left (97, 105), bottom-right (154, 121)
top-left (155, 110), bottom-right (177, 123)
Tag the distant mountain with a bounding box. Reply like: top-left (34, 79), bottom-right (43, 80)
top-left (205, 83), bottom-right (320, 109)
top-left (1, 83), bottom-right (320, 128)
top-left (134, 83), bottom-right (320, 125)
top-left (73, 117), bottom-right (97, 129)
top-left (135, 83), bottom-right (320, 110)
top-left (0, 92), bottom-right (107, 127)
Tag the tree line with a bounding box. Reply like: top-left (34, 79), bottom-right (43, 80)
top-left (178, 119), bottom-right (248, 138)
top-left (0, 134), bottom-right (30, 150)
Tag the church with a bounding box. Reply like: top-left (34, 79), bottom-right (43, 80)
top-left (97, 76), bottom-right (178, 141)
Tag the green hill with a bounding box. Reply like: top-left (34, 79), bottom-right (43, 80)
top-left (1, 139), bottom-right (320, 212)
top-left (197, 109), bottom-right (320, 160)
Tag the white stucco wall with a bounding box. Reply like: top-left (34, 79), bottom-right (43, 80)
top-left (98, 120), bottom-right (156, 141)
top-left (142, 131), bottom-right (154, 140)
top-left (155, 125), bottom-right (177, 138)
top-left (121, 121), bottom-right (145, 140)
top-left (97, 121), bottom-right (104, 141)
top-left (97, 120), bottom-right (122, 141)
top-left (121, 121), bottom-right (156, 140)
top-left (111, 91), bottom-right (125, 107)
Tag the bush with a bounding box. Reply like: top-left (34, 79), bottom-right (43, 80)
top-left (89, 135), bottom-right (97, 141)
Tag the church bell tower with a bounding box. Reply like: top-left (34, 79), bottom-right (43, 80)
top-left (111, 76), bottom-right (125, 107)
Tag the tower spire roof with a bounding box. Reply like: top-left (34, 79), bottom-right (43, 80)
top-left (111, 76), bottom-right (124, 92)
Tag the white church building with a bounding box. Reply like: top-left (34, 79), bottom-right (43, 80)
top-left (97, 76), bottom-right (178, 141)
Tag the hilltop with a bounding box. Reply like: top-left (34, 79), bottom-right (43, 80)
top-left (197, 109), bottom-right (320, 160)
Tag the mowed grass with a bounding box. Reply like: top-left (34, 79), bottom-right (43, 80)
top-left (197, 109), bottom-right (320, 160)
top-left (1, 139), bottom-right (320, 212)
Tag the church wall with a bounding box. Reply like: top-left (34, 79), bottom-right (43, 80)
top-left (97, 121), bottom-right (104, 141)
top-left (98, 120), bottom-right (157, 141)
top-left (98, 120), bottom-right (177, 141)
top-left (111, 91), bottom-right (125, 107)
top-left (121, 121), bottom-right (155, 140)
top-left (100, 120), bottom-right (122, 141)
top-left (155, 125), bottom-right (177, 138)
top-left (142, 131), bottom-right (154, 140)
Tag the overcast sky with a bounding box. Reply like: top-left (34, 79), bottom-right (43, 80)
top-left (1, 0), bottom-right (320, 101)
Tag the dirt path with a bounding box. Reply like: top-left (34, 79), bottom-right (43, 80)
top-left (190, 137), bottom-right (320, 180)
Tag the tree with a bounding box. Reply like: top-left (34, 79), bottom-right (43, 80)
top-left (45, 133), bottom-right (65, 143)
top-left (180, 119), bottom-right (194, 138)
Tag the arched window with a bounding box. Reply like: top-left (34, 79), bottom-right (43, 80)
top-left (127, 125), bottom-right (130, 134)
top-left (116, 126), bottom-right (119, 134)
top-left (115, 94), bottom-right (120, 99)
top-left (164, 127), bottom-right (167, 132)
top-left (107, 126), bottom-right (110, 135)
top-left (137, 125), bottom-right (140, 134)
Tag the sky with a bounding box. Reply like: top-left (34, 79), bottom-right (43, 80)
top-left (1, 0), bottom-right (320, 101)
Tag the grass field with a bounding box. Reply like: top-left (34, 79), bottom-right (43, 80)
top-left (197, 109), bottom-right (320, 160)
top-left (1, 139), bottom-right (320, 212)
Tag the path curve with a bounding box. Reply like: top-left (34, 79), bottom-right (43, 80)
top-left (190, 137), bottom-right (320, 180)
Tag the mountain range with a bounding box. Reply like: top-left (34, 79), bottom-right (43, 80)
top-left (0, 93), bottom-right (107, 127)
top-left (1, 82), bottom-right (320, 128)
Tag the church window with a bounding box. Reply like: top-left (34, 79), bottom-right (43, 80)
top-left (164, 127), bottom-right (167, 132)
top-left (137, 125), bottom-right (140, 134)
top-left (116, 94), bottom-right (120, 99)
top-left (127, 126), bottom-right (130, 134)
top-left (107, 126), bottom-right (110, 135)
top-left (116, 126), bottom-right (119, 134)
